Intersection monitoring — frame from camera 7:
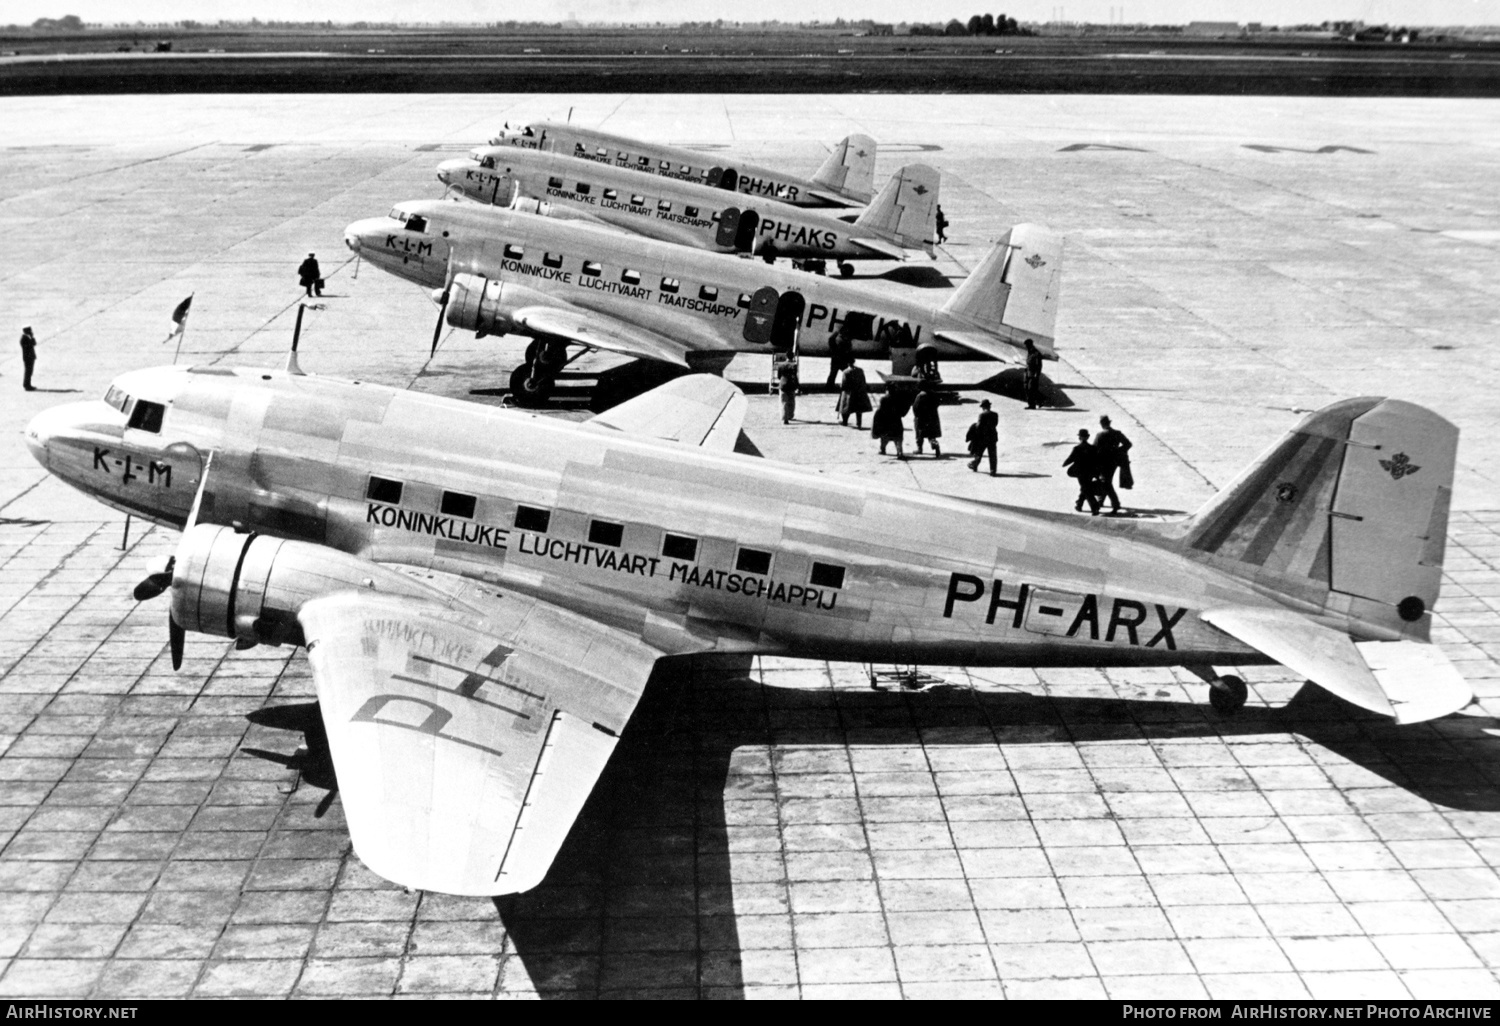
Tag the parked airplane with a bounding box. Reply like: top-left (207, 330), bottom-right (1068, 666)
top-left (436, 146), bottom-right (939, 275)
top-left (25, 368), bottom-right (1471, 895)
top-left (344, 199), bottom-right (1060, 405)
top-left (488, 121), bottom-right (876, 208)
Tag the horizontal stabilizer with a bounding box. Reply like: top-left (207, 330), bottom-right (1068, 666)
top-left (850, 237), bottom-right (907, 261)
top-left (1201, 605), bottom-right (1394, 718)
top-left (586, 374), bottom-right (748, 451)
top-left (1356, 639), bottom-right (1473, 725)
top-left (933, 329), bottom-right (1022, 364)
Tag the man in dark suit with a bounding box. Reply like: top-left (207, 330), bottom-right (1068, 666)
top-left (1023, 339), bottom-right (1043, 410)
top-left (1064, 428), bottom-right (1101, 514)
top-left (1094, 415), bottom-right (1133, 514)
top-left (19, 326), bottom-right (37, 391)
top-left (966, 399), bottom-right (999, 475)
top-left (298, 253), bottom-right (323, 297)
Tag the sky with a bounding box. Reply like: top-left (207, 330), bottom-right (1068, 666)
top-left (14, 0), bottom-right (1499, 25)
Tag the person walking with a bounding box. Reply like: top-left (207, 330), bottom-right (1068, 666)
top-left (966, 399), bottom-right (999, 475)
top-left (1064, 429), bottom-right (1103, 515)
top-left (776, 356), bottom-right (800, 424)
top-left (825, 326), bottom-right (852, 389)
top-left (837, 358), bottom-right (872, 429)
top-left (1094, 415), bottom-right (1133, 514)
top-left (298, 253), bottom-right (323, 297)
top-left (1023, 339), bottom-right (1043, 410)
top-left (912, 382), bottom-right (943, 457)
top-left (935, 205), bottom-right (949, 244)
top-left (872, 392), bottom-right (906, 459)
top-left (19, 325), bottom-right (37, 391)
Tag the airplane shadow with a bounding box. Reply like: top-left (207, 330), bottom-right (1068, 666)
top-left (976, 369), bottom-right (1076, 409)
top-left (865, 266), bottom-right (955, 289)
top-left (244, 657), bottom-right (1500, 998)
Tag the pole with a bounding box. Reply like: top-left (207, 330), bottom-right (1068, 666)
top-left (120, 514), bottom-right (131, 551)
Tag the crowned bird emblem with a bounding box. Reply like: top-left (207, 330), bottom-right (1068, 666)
top-left (1025, 253), bottom-right (1046, 269)
top-left (1379, 453), bottom-right (1420, 480)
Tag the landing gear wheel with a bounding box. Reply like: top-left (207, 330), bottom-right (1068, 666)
top-left (509, 363), bottom-right (554, 407)
top-left (838, 262), bottom-right (854, 278)
top-left (1208, 675), bottom-right (1248, 716)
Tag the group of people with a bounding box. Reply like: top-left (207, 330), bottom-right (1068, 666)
top-left (1063, 416), bottom-right (1133, 515)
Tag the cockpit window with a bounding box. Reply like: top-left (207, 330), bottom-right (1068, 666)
top-left (389, 207), bottom-right (406, 221)
top-left (479, 156), bottom-right (496, 169)
top-left (404, 215), bottom-right (428, 233)
top-left (521, 126), bottom-right (534, 137)
top-left (126, 399), bottom-right (165, 434)
top-left (103, 385), bottom-right (132, 414)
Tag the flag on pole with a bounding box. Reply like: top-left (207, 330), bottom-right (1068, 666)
top-left (165, 295), bottom-right (192, 343)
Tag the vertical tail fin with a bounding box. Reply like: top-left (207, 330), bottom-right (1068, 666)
top-left (1183, 397), bottom-right (1457, 640)
top-left (939, 225), bottom-right (1063, 353)
top-left (812, 134), bottom-right (877, 204)
top-left (853, 164), bottom-right (940, 253)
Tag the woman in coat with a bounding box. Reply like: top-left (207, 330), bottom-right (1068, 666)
top-left (912, 383), bottom-right (942, 457)
top-left (871, 392), bottom-right (906, 459)
top-left (837, 359), bottom-right (872, 429)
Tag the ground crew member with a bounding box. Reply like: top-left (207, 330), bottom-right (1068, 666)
top-left (913, 383), bottom-right (943, 457)
top-left (935, 205), bottom-right (949, 244)
top-left (1023, 339), bottom-right (1043, 410)
top-left (966, 399), bottom-right (998, 475)
top-left (1094, 415), bottom-right (1133, 514)
top-left (298, 253), bottom-right (323, 297)
top-left (777, 356), bottom-right (800, 424)
top-left (19, 326), bottom-right (37, 391)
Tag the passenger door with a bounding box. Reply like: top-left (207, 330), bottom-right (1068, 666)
top-left (742, 287), bottom-right (779, 344)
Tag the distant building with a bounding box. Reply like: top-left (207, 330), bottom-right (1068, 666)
top-left (1183, 21), bottom-right (1242, 37)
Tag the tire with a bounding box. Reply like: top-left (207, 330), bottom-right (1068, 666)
top-left (1208, 675), bottom-right (1248, 716)
top-left (839, 263), bottom-right (854, 278)
top-left (509, 363), bottom-right (554, 407)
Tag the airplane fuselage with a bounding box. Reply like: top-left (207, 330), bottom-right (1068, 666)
top-left (348, 201), bottom-right (1040, 364)
top-left (438, 149), bottom-right (913, 264)
top-left (490, 122), bottom-right (864, 208)
top-left (29, 367), bottom-right (1269, 670)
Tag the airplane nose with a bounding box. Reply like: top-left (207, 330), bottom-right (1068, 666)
top-left (24, 403), bottom-right (79, 470)
top-left (345, 230), bottom-right (360, 254)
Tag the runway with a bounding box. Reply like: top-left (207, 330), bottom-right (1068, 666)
top-left (0, 93), bottom-right (1497, 999)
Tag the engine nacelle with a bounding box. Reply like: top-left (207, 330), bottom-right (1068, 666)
top-left (445, 273), bottom-right (513, 336)
top-left (169, 524), bottom-right (437, 649)
top-left (509, 195), bottom-right (552, 217)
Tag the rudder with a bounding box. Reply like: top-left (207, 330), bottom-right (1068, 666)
top-left (812, 134), bottom-right (877, 204)
top-left (939, 225), bottom-right (1063, 353)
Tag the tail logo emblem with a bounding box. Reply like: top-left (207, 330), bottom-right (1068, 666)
top-left (1379, 453), bottom-right (1420, 480)
top-left (1275, 483), bottom-right (1298, 504)
top-left (913, 183), bottom-right (929, 195)
top-left (1025, 254), bottom-right (1047, 269)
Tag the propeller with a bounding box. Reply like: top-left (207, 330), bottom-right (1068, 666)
top-left (132, 558), bottom-right (174, 602)
top-left (131, 452), bottom-right (214, 673)
top-left (431, 251), bottom-right (457, 357)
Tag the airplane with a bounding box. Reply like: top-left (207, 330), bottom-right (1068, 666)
top-left (435, 145), bottom-right (940, 276)
top-left (488, 120), bottom-right (877, 209)
top-left (25, 365), bottom-right (1472, 896)
top-left (343, 198), bottom-right (1061, 406)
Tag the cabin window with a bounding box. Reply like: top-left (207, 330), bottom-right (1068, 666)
top-left (440, 491), bottom-right (476, 519)
top-left (659, 160), bottom-right (672, 171)
top-left (680, 166), bottom-right (693, 176)
top-left (621, 269), bottom-right (641, 285)
top-left (595, 146), bottom-right (609, 158)
top-left (575, 182), bottom-right (591, 196)
top-left (684, 206), bottom-right (699, 218)
top-left (603, 188), bottom-right (618, 201)
top-left (699, 285), bottom-right (719, 301)
top-left (589, 520), bottom-right (623, 547)
top-left (736, 548), bottom-right (772, 576)
top-left (657, 200), bottom-right (672, 213)
top-left (660, 277), bottom-right (680, 294)
top-left (630, 194), bottom-right (646, 207)
top-left (738, 293), bottom-right (753, 309)
top-left (548, 176), bottom-right (564, 189)
top-left (662, 534), bottom-right (698, 561)
top-left (810, 562), bottom-right (846, 590)
top-left (637, 156), bottom-right (650, 167)
top-left (573, 143), bottom-right (587, 154)
top-left (126, 400), bottom-right (165, 434)
top-left (543, 252), bottom-right (563, 269)
top-left (515, 505), bottom-right (550, 532)
top-left (404, 215), bottom-right (427, 233)
top-left (366, 476), bottom-right (403, 505)
top-left (582, 261), bottom-right (602, 278)
top-left (503, 244), bottom-right (524, 260)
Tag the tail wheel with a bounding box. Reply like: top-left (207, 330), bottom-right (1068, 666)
top-left (1208, 675), bottom-right (1248, 716)
top-left (509, 363), bottom-right (554, 407)
top-left (839, 263), bottom-right (854, 278)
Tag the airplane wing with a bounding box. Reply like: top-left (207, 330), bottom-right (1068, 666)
top-left (1200, 605), bottom-right (1471, 724)
top-left (512, 305), bottom-right (697, 367)
top-left (297, 588), bottom-right (664, 896)
top-left (849, 237), bottom-right (908, 261)
top-left (585, 373), bottom-right (747, 451)
top-left (933, 329), bottom-right (1024, 363)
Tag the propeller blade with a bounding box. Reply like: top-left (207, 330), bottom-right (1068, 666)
top-left (430, 290), bottom-right (450, 357)
top-left (169, 612), bottom-right (185, 671)
top-left (132, 572), bottom-right (172, 602)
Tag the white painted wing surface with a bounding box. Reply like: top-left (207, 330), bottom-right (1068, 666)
top-left (297, 590), bottom-right (662, 895)
top-left (585, 374), bottom-right (747, 451)
top-left (1355, 640), bottom-right (1473, 725)
top-left (849, 237), bottom-right (908, 261)
top-left (511, 305), bottom-right (696, 367)
top-left (932, 329), bottom-right (1022, 364)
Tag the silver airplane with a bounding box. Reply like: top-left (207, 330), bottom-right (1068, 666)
top-left (436, 145), bottom-right (939, 275)
top-left (488, 121), bottom-right (876, 208)
top-left (25, 367), bottom-right (1472, 895)
top-left (344, 199), bottom-right (1061, 406)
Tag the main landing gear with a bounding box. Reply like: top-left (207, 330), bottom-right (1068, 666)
top-left (1187, 665), bottom-right (1248, 715)
top-left (509, 338), bottom-right (572, 408)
